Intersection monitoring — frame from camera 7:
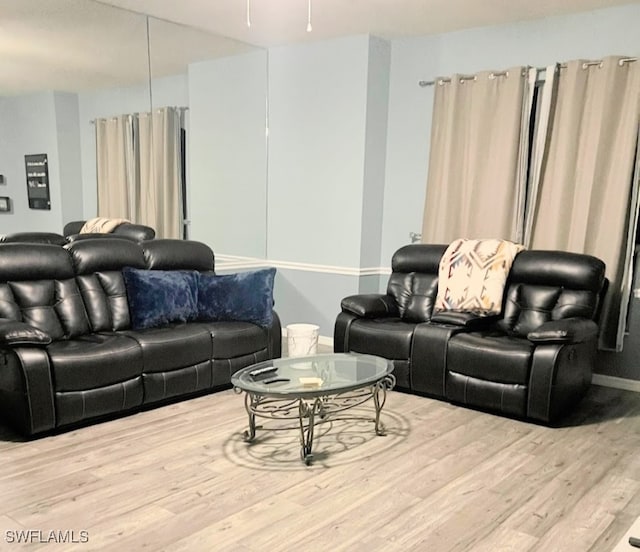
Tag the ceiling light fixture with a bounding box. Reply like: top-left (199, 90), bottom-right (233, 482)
top-left (245, 0), bottom-right (313, 32)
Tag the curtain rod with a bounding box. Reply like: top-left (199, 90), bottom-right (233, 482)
top-left (418, 56), bottom-right (638, 87)
top-left (89, 106), bottom-right (189, 124)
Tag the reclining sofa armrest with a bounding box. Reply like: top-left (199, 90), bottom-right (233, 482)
top-left (430, 311), bottom-right (500, 329)
top-left (0, 319), bottom-right (52, 347)
top-left (527, 318), bottom-right (599, 344)
top-left (0, 347), bottom-right (56, 435)
top-left (268, 310), bottom-right (283, 359)
top-left (341, 294), bottom-right (399, 318)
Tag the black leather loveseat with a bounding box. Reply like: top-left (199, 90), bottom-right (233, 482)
top-left (335, 244), bottom-right (606, 423)
top-left (0, 238), bottom-right (280, 437)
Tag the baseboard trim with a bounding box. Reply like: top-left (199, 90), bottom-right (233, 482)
top-left (318, 335), bottom-right (334, 347)
top-left (280, 330), bottom-right (333, 349)
top-left (592, 373), bottom-right (640, 392)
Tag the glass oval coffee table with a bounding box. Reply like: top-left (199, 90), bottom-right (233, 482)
top-left (231, 353), bottom-right (395, 465)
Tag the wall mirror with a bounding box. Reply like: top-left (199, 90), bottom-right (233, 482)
top-left (145, 16), bottom-right (268, 257)
top-left (0, 0), bottom-right (269, 260)
top-left (0, 0), bottom-right (150, 234)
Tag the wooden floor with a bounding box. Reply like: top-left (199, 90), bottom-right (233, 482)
top-left (1, 384), bottom-right (640, 551)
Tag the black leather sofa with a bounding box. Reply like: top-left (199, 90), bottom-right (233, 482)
top-left (0, 232), bottom-right (68, 245)
top-left (0, 238), bottom-right (281, 437)
top-left (1, 221), bottom-right (155, 246)
top-left (335, 244), bottom-right (607, 423)
top-left (64, 220), bottom-right (156, 241)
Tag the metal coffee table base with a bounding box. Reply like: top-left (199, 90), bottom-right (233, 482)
top-left (237, 374), bottom-right (396, 465)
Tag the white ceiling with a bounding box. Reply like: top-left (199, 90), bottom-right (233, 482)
top-left (101, 0), bottom-right (639, 47)
top-left (1, 0), bottom-right (637, 95)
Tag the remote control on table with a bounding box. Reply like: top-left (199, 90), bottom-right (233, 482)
top-left (264, 378), bottom-right (290, 384)
top-left (249, 366), bottom-right (277, 378)
top-left (629, 536), bottom-right (640, 548)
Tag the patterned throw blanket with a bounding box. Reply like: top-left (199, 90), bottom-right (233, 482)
top-left (79, 217), bottom-right (130, 234)
top-left (434, 238), bottom-right (525, 316)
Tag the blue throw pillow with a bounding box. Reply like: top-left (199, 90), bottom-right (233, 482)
top-left (198, 268), bottom-right (276, 327)
top-left (122, 267), bottom-right (199, 330)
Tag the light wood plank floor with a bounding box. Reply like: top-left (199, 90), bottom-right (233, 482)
top-left (1, 383), bottom-right (639, 551)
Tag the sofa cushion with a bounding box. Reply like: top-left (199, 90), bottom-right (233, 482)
top-left (55, 378), bottom-right (143, 427)
top-left (66, 238), bottom-right (146, 275)
top-left (122, 267), bottom-right (199, 330)
top-left (497, 284), bottom-right (563, 337)
top-left (446, 371), bottom-right (528, 418)
top-left (48, 334), bottom-right (143, 391)
top-left (142, 363), bottom-right (212, 404)
top-left (0, 279), bottom-right (90, 340)
top-left (348, 318), bottom-right (415, 360)
top-left (0, 243), bottom-right (74, 281)
top-left (391, 244), bottom-right (447, 273)
top-left (205, 321), bottom-right (269, 359)
top-left (198, 268), bottom-right (275, 328)
top-left (0, 232), bottom-right (67, 246)
top-left (386, 273), bottom-right (413, 317)
top-left (403, 273), bottom-right (439, 322)
top-left (76, 273), bottom-right (131, 332)
top-left (124, 323), bottom-right (213, 373)
top-left (143, 240), bottom-right (214, 271)
top-left (447, 332), bottom-right (534, 385)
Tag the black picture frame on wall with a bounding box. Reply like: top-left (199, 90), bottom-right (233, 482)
top-left (0, 197), bottom-right (12, 212)
top-left (25, 154), bottom-right (51, 210)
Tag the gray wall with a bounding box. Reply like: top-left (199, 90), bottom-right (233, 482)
top-left (0, 92), bottom-right (65, 233)
top-left (54, 92), bottom-right (83, 227)
top-left (267, 35), bottom-right (369, 267)
top-left (266, 35), bottom-right (392, 335)
top-left (188, 50), bottom-right (268, 258)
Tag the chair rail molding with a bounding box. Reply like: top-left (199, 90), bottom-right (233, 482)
top-left (215, 254), bottom-right (391, 276)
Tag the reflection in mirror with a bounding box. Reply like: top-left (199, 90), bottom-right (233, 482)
top-left (0, 0), bottom-right (150, 235)
top-left (146, 17), bottom-right (269, 256)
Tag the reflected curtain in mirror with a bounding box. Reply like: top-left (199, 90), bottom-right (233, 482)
top-left (137, 107), bottom-right (183, 239)
top-left (528, 56), bottom-right (640, 351)
top-left (421, 67), bottom-right (534, 243)
top-left (95, 107), bottom-right (184, 239)
top-left (95, 116), bottom-right (136, 220)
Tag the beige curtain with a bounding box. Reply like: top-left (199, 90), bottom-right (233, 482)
top-left (95, 115), bottom-right (136, 219)
top-left (529, 56), bottom-right (640, 350)
top-left (422, 67), bottom-right (531, 243)
top-left (137, 107), bottom-right (182, 239)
